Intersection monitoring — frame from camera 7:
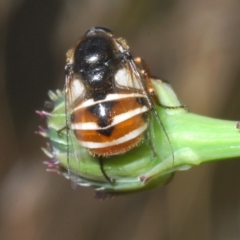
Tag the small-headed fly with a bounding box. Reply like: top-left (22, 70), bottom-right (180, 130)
top-left (64, 26), bottom-right (174, 182)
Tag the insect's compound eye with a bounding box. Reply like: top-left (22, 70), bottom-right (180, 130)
top-left (85, 26), bottom-right (113, 36)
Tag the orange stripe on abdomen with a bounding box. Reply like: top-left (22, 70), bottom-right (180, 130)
top-left (71, 95), bottom-right (149, 156)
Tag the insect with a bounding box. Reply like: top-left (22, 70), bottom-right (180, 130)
top-left (64, 26), bottom-right (174, 182)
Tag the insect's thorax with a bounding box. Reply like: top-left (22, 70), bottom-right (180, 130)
top-left (72, 33), bottom-right (122, 90)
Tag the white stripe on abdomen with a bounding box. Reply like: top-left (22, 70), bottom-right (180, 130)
top-left (71, 105), bottom-right (148, 130)
top-left (78, 123), bottom-right (148, 149)
top-left (72, 93), bottom-right (145, 111)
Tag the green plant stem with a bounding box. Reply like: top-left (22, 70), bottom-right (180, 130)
top-left (44, 80), bottom-right (240, 195)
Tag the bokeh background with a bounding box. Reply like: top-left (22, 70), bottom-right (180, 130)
top-left (1, 0), bottom-right (240, 239)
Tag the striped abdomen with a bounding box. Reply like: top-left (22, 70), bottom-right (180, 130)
top-left (71, 93), bottom-right (150, 156)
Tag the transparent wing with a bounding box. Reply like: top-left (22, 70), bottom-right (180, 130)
top-left (113, 55), bottom-right (174, 163)
top-left (64, 69), bottom-right (95, 185)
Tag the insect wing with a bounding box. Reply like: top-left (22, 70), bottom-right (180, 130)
top-left (115, 58), bottom-right (174, 163)
top-left (64, 70), bottom-right (90, 185)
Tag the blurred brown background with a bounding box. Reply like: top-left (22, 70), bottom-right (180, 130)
top-left (1, 0), bottom-right (240, 239)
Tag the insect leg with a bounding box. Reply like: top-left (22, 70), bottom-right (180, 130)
top-left (57, 126), bottom-right (67, 137)
top-left (159, 103), bottom-right (187, 110)
top-left (99, 157), bottom-right (115, 183)
top-left (145, 130), bottom-right (157, 160)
